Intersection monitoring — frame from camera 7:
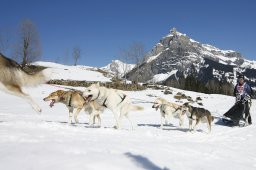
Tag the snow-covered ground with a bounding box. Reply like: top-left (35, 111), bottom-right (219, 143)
top-left (0, 62), bottom-right (256, 170)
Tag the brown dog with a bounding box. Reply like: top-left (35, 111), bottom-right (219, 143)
top-left (43, 90), bottom-right (104, 126)
top-left (0, 53), bottom-right (47, 112)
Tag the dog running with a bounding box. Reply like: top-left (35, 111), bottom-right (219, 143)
top-left (152, 97), bottom-right (185, 129)
top-left (82, 82), bottom-right (143, 130)
top-left (43, 89), bottom-right (104, 126)
top-left (0, 53), bottom-right (47, 112)
top-left (182, 102), bottom-right (214, 133)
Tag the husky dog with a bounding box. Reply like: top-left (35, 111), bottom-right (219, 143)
top-left (0, 53), bottom-right (47, 112)
top-left (182, 102), bottom-right (214, 133)
top-left (152, 98), bottom-right (185, 129)
top-left (82, 83), bottom-right (143, 130)
top-left (43, 89), bottom-right (104, 125)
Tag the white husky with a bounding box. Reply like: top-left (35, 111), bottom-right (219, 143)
top-left (83, 83), bottom-right (143, 129)
top-left (152, 97), bottom-right (185, 129)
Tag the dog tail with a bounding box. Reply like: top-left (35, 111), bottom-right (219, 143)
top-left (130, 105), bottom-right (144, 111)
top-left (12, 68), bottom-right (48, 87)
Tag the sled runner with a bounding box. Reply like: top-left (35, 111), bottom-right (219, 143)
top-left (221, 116), bottom-right (247, 127)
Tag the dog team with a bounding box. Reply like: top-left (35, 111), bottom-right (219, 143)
top-left (0, 53), bottom-right (214, 133)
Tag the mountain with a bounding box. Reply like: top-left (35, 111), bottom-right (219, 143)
top-left (101, 60), bottom-right (135, 78)
top-left (126, 28), bottom-right (256, 89)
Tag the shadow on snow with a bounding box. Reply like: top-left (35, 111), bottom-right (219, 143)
top-left (124, 152), bottom-right (170, 170)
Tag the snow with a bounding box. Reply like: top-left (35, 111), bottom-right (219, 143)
top-left (148, 70), bottom-right (178, 83)
top-left (217, 55), bottom-right (237, 63)
top-left (1, 62), bottom-right (256, 170)
top-left (146, 52), bottom-right (162, 63)
top-left (165, 30), bottom-right (186, 38)
top-left (101, 60), bottom-right (135, 77)
top-left (241, 59), bottom-right (256, 69)
top-left (202, 44), bottom-right (235, 54)
top-left (189, 38), bottom-right (199, 43)
top-left (34, 61), bottom-right (111, 82)
top-left (200, 44), bottom-right (241, 65)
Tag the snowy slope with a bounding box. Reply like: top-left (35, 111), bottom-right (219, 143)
top-left (34, 61), bottom-right (112, 82)
top-left (0, 62), bottom-right (256, 170)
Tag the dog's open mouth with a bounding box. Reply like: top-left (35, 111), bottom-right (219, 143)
top-left (84, 95), bottom-right (93, 102)
top-left (50, 100), bottom-right (55, 107)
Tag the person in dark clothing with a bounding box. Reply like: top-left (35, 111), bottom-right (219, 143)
top-left (233, 74), bottom-right (253, 125)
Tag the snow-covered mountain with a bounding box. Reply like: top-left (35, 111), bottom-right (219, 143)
top-left (126, 28), bottom-right (256, 87)
top-left (101, 60), bottom-right (135, 77)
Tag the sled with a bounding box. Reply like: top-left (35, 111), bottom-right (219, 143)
top-left (221, 97), bottom-right (250, 127)
top-left (221, 116), bottom-right (246, 127)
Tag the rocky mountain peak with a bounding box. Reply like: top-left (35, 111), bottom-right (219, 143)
top-left (126, 28), bottom-right (256, 89)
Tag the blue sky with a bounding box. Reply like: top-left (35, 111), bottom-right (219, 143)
top-left (1, 0), bottom-right (256, 67)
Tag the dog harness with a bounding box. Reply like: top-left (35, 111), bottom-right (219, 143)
top-left (60, 92), bottom-right (73, 107)
top-left (95, 91), bottom-right (127, 108)
top-left (187, 106), bottom-right (196, 120)
top-left (160, 104), bottom-right (181, 114)
top-left (160, 104), bottom-right (167, 114)
top-left (67, 93), bottom-right (73, 107)
top-left (102, 98), bottom-right (108, 108)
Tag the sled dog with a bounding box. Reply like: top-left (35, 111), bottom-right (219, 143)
top-left (182, 102), bottom-right (214, 133)
top-left (152, 98), bottom-right (185, 129)
top-left (0, 53), bottom-right (47, 112)
top-left (82, 83), bottom-right (143, 129)
top-left (43, 90), bottom-right (104, 125)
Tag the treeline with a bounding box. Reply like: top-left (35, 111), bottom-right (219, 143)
top-left (164, 76), bottom-right (234, 96)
